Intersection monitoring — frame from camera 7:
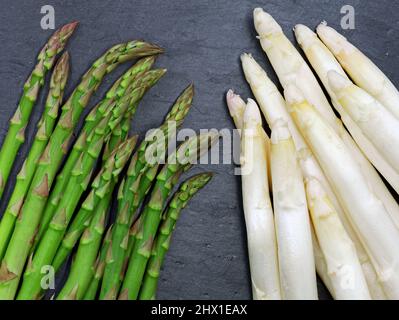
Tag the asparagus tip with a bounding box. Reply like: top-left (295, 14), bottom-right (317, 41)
top-left (244, 98), bottom-right (262, 125)
top-left (57, 51), bottom-right (70, 69)
top-left (253, 8), bottom-right (282, 36)
top-left (226, 89), bottom-right (245, 119)
top-left (293, 24), bottom-right (317, 49)
top-left (316, 21), bottom-right (350, 55)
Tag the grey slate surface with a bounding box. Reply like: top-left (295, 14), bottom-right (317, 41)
top-left (0, 0), bottom-right (398, 300)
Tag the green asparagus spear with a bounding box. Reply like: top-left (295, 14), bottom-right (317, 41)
top-left (0, 41), bottom-right (163, 300)
top-left (139, 173), bottom-right (213, 300)
top-left (52, 134), bottom-right (138, 272)
top-left (35, 56), bottom-right (157, 248)
top-left (119, 132), bottom-right (219, 300)
top-left (0, 52), bottom-right (70, 260)
top-left (16, 70), bottom-right (164, 300)
top-left (100, 85), bottom-right (194, 299)
top-left (83, 225), bottom-right (113, 300)
top-left (56, 138), bottom-right (136, 300)
top-left (0, 22), bottom-right (78, 198)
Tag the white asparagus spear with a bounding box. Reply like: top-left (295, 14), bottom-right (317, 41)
top-left (329, 71), bottom-right (399, 177)
top-left (240, 99), bottom-right (281, 300)
top-left (239, 53), bottom-right (336, 294)
top-left (294, 24), bottom-right (399, 201)
top-left (241, 52), bottom-right (387, 299)
top-left (253, 8), bottom-right (399, 246)
top-left (310, 224), bottom-right (335, 298)
top-left (306, 178), bottom-right (371, 300)
top-left (316, 22), bottom-right (399, 120)
top-left (270, 119), bottom-right (318, 300)
top-left (226, 90), bottom-right (272, 187)
top-left (286, 85), bottom-right (399, 299)
top-left (226, 88), bottom-right (335, 298)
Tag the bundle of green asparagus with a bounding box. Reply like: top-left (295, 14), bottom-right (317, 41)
top-left (228, 8), bottom-right (399, 300)
top-left (0, 22), bottom-right (216, 300)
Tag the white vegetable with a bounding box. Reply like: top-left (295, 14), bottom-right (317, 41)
top-left (306, 178), bottom-right (371, 300)
top-left (270, 119), bottom-right (317, 300)
top-left (294, 23), bottom-right (399, 201)
top-left (241, 49), bottom-right (387, 299)
top-left (286, 85), bottom-right (399, 299)
top-left (253, 8), bottom-right (399, 266)
top-left (316, 22), bottom-right (399, 120)
top-left (240, 53), bottom-right (338, 295)
top-left (329, 70), bottom-right (399, 179)
top-left (240, 99), bottom-right (281, 300)
top-left (227, 90), bottom-right (272, 187)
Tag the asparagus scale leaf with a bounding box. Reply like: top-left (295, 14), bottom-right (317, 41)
top-left (0, 21), bottom-right (78, 199)
top-left (0, 40), bottom-right (163, 300)
top-left (0, 52), bottom-right (70, 260)
top-left (139, 172), bottom-right (213, 300)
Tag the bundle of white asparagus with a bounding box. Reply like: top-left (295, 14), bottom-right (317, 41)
top-left (227, 8), bottom-right (399, 300)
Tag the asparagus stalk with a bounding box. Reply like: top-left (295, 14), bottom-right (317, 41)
top-left (35, 57), bottom-right (157, 246)
top-left (57, 196), bottom-right (110, 300)
top-left (328, 71), bottom-right (399, 194)
top-left (240, 52), bottom-right (386, 299)
top-left (56, 138), bottom-right (136, 300)
top-left (316, 22), bottom-right (399, 120)
top-left (0, 52), bottom-right (70, 260)
top-left (239, 99), bottom-right (281, 300)
top-left (83, 225), bottom-right (113, 300)
top-left (253, 8), bottom-right (399, 230)
top-left (139, 173), bottom-right (213, 300)
top-left (0, 21), bottom-right (78, 198)
top-left (226, 90), bottom-right (272, 190)
top-left (306, 178), bottom-right (371, 300)
top-left (294, 24), bottom-right (399, 205)
top-left (52, 133), bottom-right (138, 272)
top-left (270, 119), bottom-right (317, 300)
top-left (0, 40), bottom-right (163, 300)
top-left (17, 69), bottom-right (164, 300)
top-left (286, 85), bottom-right (399, 299)
top-left (100, 85), bottom-right (194, 300)
top-left (119, 132), bottom-right (219, 300)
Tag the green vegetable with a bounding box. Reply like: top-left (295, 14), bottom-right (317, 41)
top-left (0, 21), bottom-right (78, 199)
top-left (0, 41), bottom-right (163, 300)
top-left (17, 69), bottom-right (165, 300)
top-left (56, 137), bottom-right (137, 300)
top-left (119, 132), bottom-right (219, 300)
top-left (139, 173), bottom-right (213, 300)
top-left (100, 85), bottom-right (194, 299)
top-left (83, 225), bottom-right (114, 300)
top-left (35, 56), bottom-right (157, 248)
top-left (0, 52), bottom-right (70, 260)
top-left (51, 135), bottom-right (138, 272)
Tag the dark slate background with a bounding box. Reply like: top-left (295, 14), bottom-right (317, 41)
top-left (0, 0), bottom-right (398, 300)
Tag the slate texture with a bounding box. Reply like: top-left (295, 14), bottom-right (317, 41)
top-left (0, 0), bottom-right (398, 300)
